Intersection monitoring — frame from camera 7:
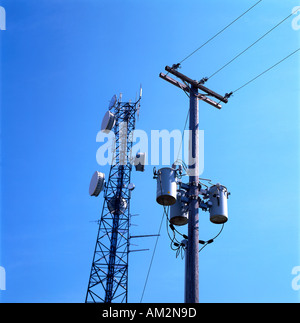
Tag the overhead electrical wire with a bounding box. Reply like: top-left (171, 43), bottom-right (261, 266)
top-left (175, 108), bottom-right (190, 165)
top-left (150, 3), bottom-right (296, 302)
top-left (142, 176), bottom-right (227, 300)
top-left (173, 15), bottom-right (299, 100)
top-left (171, 2), bottom-right (267, 160)
top-left (199, 224), bottom-right (225, 253)
top-left (139, 205), bottom-right (167, 303)
top-left (208, 7), bottom-right (300, 80)
top-left (231, 48), bottom-right (300, 94)
top-left (177, 0), bottom-right (263, 66)
top-left (166, 3), bottom-right (299, 105)
top-left (170, 4), bottom-right (299, 97)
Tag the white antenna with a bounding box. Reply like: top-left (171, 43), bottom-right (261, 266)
top-left (137, 85), bottom-right (142, 120)
top-left (101, 111), bottom-right (115, 133)
top-left (108, 94), bottom-right (117, 110)
top-left (89, 171), bottom-right (105, 197)
top-left (137, 103), bottom-right (141, 120)
top-left (128, 183), bottom-right (135, 191)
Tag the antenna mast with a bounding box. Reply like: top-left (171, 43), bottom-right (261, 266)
top-left (86, 92), bottom-right (142, 303)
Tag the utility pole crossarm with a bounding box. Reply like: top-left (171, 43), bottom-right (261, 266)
top-left (197, 94), bottom-right (222, 109)
top-left (160, 72), bottom-right (222, 109)
top-left (165, 66), bottom-right (228, 104)
top-left (159, 73), bottom-right (190, 93)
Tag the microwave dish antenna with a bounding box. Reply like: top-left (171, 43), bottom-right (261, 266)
top-left (89, 171), bottom-right (105, 197)
top-left (108, 94), bottom-right (118, 110)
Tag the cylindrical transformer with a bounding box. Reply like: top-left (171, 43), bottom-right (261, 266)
top-left (156, 167), bottom-right (177, 206)
top-left (170, 190), bottom-right (189, 226)
top-left (208, 184), bottom-right (229, 224)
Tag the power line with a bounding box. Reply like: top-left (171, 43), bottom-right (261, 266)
top-left (177, 0), bottom-right (263, 66)
top-left (175, 108), bottom-right (190, 164)
top-left (199, 224), bottom-right (225, 253)
top-left (232, 47), bottom-right (300, 94)
top-left (208, 7), bottom-right (300, 80)
top-left (140, 208), bottom-right (166, 303)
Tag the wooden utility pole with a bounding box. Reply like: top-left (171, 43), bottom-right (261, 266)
top-left (160, 65), bottom-right (229, 303)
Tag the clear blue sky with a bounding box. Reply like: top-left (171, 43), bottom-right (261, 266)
top-left (0, 0), bottom-right (299, 303)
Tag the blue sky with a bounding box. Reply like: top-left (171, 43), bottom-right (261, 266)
top-left (0, 0), bottom-right (299, 303)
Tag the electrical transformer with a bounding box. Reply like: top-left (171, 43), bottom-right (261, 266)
top-left (208, 184), bottom-right (229, 224)
top-left (170, 190), bottom-right (189, 226)
top-left (156, 167), bottom-right (177, 206)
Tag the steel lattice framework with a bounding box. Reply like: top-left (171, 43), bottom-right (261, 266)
top-left (85, 96), bottom-right (140, 303)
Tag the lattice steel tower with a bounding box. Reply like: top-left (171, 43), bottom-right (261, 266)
top-left (86, 91), bottom-right (142, 303)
